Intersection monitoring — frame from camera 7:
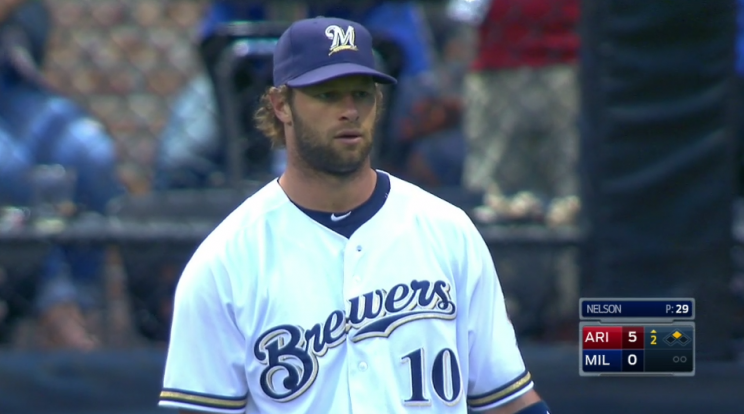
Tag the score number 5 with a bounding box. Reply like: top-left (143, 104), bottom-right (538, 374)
top-left (628, 330), bottom-right (657, 345)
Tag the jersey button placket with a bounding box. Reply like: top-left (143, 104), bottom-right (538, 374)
top-left (343, 243), bottom-right (363, 299)
top-left (344, 241), bottom-right (368, 413)
top-left (353, 246), bottom-right (362, 283)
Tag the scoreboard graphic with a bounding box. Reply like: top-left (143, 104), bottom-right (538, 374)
top-left (579, 298), bottom-right (695, 377)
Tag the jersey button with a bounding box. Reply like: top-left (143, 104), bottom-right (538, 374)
top-left (356, 245), bottom-right (362, 252)
top-left (358, 362), bottom-right (368, 371)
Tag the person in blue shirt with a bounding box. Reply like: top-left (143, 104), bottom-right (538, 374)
top-left (0, 0), bottom-right (124, 349)
top-left (154, 0), bottom-right (464, 190)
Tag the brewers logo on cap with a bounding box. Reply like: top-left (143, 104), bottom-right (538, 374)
top-left (325, 25), bottom-right (358, 56)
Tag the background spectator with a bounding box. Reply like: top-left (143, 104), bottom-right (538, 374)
top-left (0, 0), bottom-right (124, 349)
top-left (455, 0), bottom-right (582, 226)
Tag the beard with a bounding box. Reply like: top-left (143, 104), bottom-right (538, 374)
top-left (290, 110), bottom-right (375, 178)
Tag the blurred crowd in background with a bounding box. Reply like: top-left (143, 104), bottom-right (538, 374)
top-left (0, 0), bottom-right (741, 354)
top-left (0, 0), bottom-right (583, 351)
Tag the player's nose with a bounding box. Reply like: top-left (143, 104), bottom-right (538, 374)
top-left (338, 94), bottom-right (360, 122)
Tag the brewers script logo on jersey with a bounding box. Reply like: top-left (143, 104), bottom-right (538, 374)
top-left (325, 24), bottom-right (358, 56)
top-left (254, 279), bottom-right (457, 402)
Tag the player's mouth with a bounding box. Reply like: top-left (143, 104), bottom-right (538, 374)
top-left (334, 130), bottom-right (364, 143)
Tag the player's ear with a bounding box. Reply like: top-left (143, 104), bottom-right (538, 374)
top-left (269, 86), bottom-right (292, 124)
top-left (374, 86), bottom-right (385, 121)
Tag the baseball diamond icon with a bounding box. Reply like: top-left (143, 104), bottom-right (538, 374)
top-left (664, 331), bottom-right (688, 346)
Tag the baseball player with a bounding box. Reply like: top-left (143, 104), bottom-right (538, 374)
top-left (159, 17), bottom-right (550, 414)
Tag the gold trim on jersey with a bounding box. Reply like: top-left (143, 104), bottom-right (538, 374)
top-left (466, 371), bottom-right (533, 409)
top-left (159, 389), bottom-right (248, 409)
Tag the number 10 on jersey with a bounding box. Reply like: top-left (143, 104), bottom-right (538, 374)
top-left (402, 348), bottom-right (463, 405)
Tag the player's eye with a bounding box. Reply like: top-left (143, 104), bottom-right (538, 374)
top-left (352, 90), bottom-right (372, 99)
top-left (315, 92), bottom-right (335, 100)
top-left (315, 90), bottom-right (373, 102)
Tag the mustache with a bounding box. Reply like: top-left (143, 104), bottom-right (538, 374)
top-left (330, 124), bottom-right (363, 132)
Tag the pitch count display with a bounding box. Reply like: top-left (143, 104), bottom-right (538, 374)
top-left (579, 298), bottom-right (695, 377)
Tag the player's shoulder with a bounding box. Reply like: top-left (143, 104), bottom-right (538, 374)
top-left (175, 181), bottom-right (290, 294)
top-left (387, 173), bottom-right (476, 233)
top-left (199, 179), bottom-right (289, 249)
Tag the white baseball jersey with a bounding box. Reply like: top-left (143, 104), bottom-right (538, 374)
top-left (159, 171), bottom-right (533, 413)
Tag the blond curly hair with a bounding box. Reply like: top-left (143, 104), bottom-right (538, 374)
top-left (254, 86), bottom-right (292, 148)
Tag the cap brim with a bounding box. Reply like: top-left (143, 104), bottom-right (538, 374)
top-left (285, 63), bottom-right (397, 87)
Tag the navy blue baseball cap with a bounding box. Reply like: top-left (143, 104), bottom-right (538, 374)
top-left (273, 17), bottom-right (397, 88)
